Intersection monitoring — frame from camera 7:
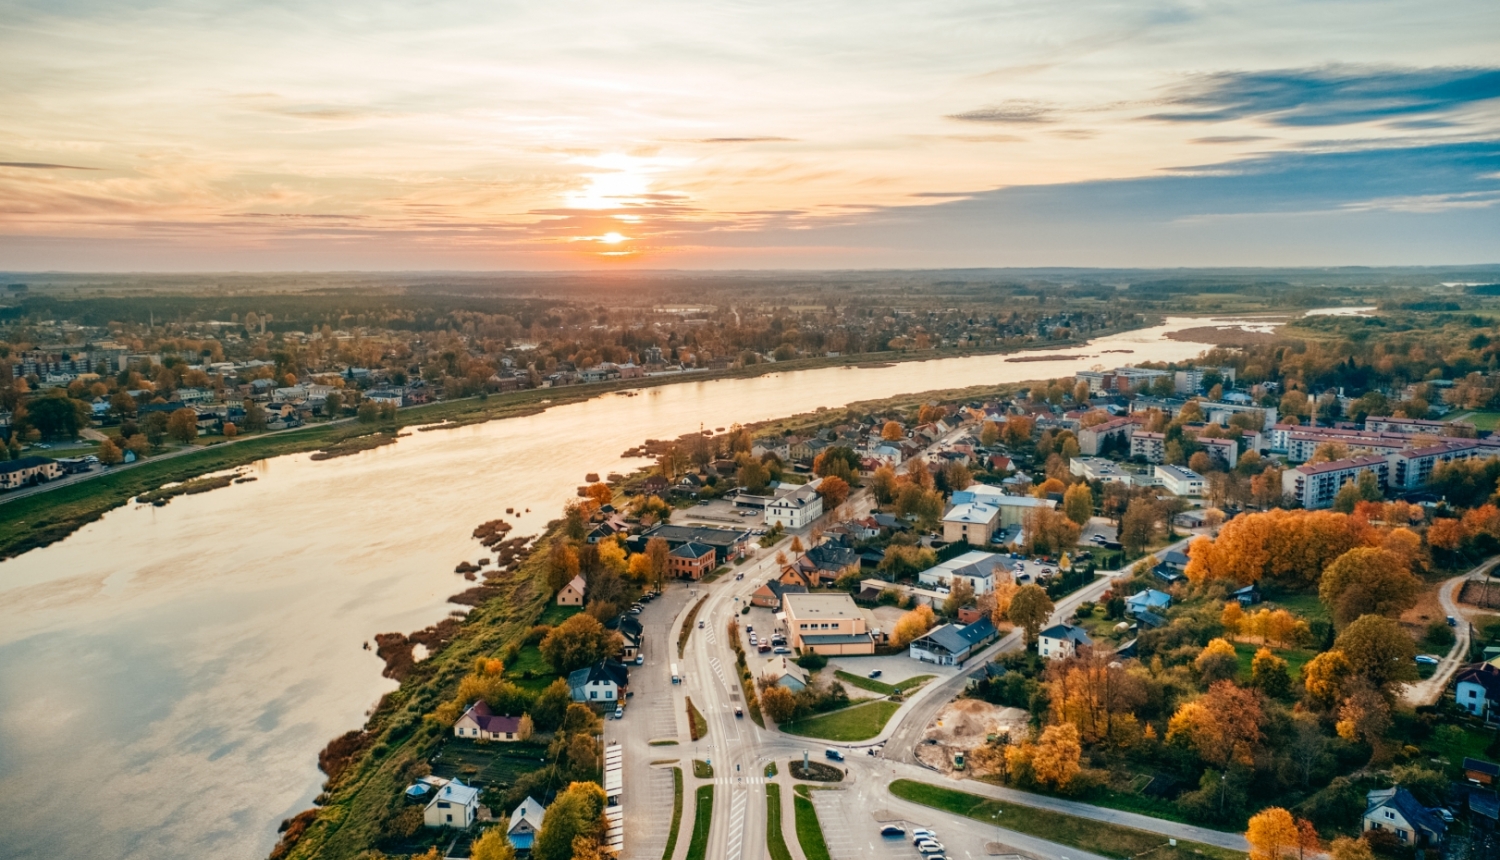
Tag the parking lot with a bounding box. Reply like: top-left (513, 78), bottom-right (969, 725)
top-left (812, 790), bottom-right (920, 860)
top-left (676, 497), bottom-right (765, 528)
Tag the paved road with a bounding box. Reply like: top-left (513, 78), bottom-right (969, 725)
top-left (1404, 558), bottom-right (1499, 706)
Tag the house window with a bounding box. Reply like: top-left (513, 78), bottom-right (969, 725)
top-left (446, 814), bottom-right (453, 823)
top-left (591, 691), bottom-right (597, 699)
top-left (1385, 811), bottom-right (1395, 820)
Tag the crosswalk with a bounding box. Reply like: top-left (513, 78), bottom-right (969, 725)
top-left (725, 789), bottom-right (748, 860)
top-left (710, 776), bottom-right (769, 785)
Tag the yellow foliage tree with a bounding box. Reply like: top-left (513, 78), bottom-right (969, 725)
top-left (1245, 807), bottom-right (1299, 860)
top-left (1302, 650), bottom-right (1354, 711)
top-left (1029, 723), bottom-right (1083, 790)
top-left (471, 826), bottom-right (517, 860)
top-left (892, 604), bottom-right (937, 647)
top-left (1194, 638), bottom-right (1240, 684)
top-left (1221, 601), bottom-right (1245, 636)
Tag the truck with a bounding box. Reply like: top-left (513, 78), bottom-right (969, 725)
top-left (671, 664), bottom-right (681, 684)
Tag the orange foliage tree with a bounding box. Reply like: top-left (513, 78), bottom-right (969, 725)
top-left (1246, 807), bottom-right (1300, 860)
top-left (1166, 681), bottom-right (1263, 768)
top-left (1184, 509), bottom-right (1376, 589)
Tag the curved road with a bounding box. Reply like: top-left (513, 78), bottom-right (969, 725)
top-left (1405, 557), bottom-right (1499, 706)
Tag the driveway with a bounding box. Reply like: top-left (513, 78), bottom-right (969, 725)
top-left (1404, 558), bottom-right (1500, 706)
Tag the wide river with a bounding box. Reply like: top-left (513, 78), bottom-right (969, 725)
top-left (0, 315), bottom-right (1270, 859)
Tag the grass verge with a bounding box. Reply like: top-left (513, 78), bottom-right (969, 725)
top-left (834, 670), bottom-right (935, 696)
top-left (767, 783), bottom-right (793, 860)
top-left (663, 767), bottom-right (684, 860)
top-left (685, 785), bottom-right (714, 860)
top-left (679, 595), bottom-right (708, 658)
top-left (793, 791), bottom-right (832, 860)
top-left (693, 759), bottom-right (714, 779)
top-left (889, 779), bottom-right (1246, 860)
top-left (649, 739), bottom-right (679, 746)
top-left (687, 696), bottom-right (708, 741)
top-left (779, 699), bottom-right (901, 741)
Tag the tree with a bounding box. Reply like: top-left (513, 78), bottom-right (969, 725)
top-left (942, 461), bottom-right (973, 492)
top-left (980, 421), bottom-right (1001, 447)
top-left (323, 390), bottom-right (343, 417)
top-left (1318, 547), bottom-right (1421, 628)
top-left (1251, 648), bottom-right (1291, 698)
top-left (110, 391), bottom-right (137, 416)
top-left (1119, 499), bottom-right (1159, 557)
top-left (1024, 507), bottom-right (1081, 556)
top-left (943, 580), bottom-right (976, 617)
top-left (738, 459), bottom-right (771, 494)
top-left (517, 713), bottom-right (534, 741)
top-left (539, 613), bottom-right (623, 674)
top-left (1302, 650), bottom-right (1355, 710)
top-left (142, 411), bottom-right (170, 447)
top-left (26, 391), bottom-right (91, 440)
top-left (1062, 483), bottom-right (1093, 526)
top-left (471, 827), bottom-right (517, 860)
top-left (534, 781), bottom-right (607, 860)
top-left (761, 684), bottom-right (797, 723)
top-left (1032, 476), bottom-right (1065, 499)
top-left (357, 401), bottom-right (379, 423)
top-left (1002, 415), bottom-right (1035, 447)
top-left (1246, 807), bottom-right (1300, 860)
top-left (817, 475), bottom-right (850, 508)
top-left (881, 420), bottom-right (904, 441)
top-left (531, 679), bottom-right (573, 732)
top-left (548, 541), bottom-right (581, 593)
top-left (892, 604), bottom-right (937, 647)
top-left (1166, 681), bottom-right (1263, 768)
top-left (1332, 471), bottom-right (1383, 513)
top-left (222, 422), bottom-right (237, 438)
top-left (1195, 638), bottom-right (1241, 684)
top-left (870, 466), bottom-right (899, 504)
top-left (1328, 838), bottom-right (1374, 860)
top-left (1334, 615), bottom-right (1417, 693)
top-left (243, 402), bottom-right (268, 431)
top-left (167, 407), bottom-right (199, 444)
top-left (1029, 723), bottom-right (1083, 790)
top-left (645, 536), bottom-right (670, 590)
top-left (1008, 585), bottom-right (1054, 645)
top-left (96, 437), bottom-right (124, 465)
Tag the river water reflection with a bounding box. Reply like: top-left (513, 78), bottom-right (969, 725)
top-left (0, 315), bottom-right (1270, 859)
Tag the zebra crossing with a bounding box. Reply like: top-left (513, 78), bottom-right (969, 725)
top-left (711, 776), bottom-right (769, 785)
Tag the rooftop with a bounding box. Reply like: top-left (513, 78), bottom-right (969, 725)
top-left (783, 592), bottom-right (863, 620)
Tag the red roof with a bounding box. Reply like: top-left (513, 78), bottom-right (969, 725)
top-left (461, 700), bottom-right (522, 734)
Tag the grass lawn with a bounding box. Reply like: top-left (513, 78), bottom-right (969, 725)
top-left (890, 780), bottom-right (1245, 860)
top-left (1424, 724), bottom-right (1497, 766)
top-left (687, 697), bottom-right (708, 741)
top-left (649, 739), bottom-right (679, 746)
top-left (793, 791), bottom-right (832, 860)
top-left (680, 595), bottom-right (708, 657)
top-left (1231, 642), bottom-right (1315, 681)
top-left (537, 603), bottom-right (582, 626)
top-left (834, 670), bottom-right (935, 696)
top-left (1263, 591), bottom-right (1330, 624)
top-left (767, 784), bottom-right (794, 860)
top-left (694, 759), bottom-right (714, 779)
top-left (685, 785), bottom-right (714, 860)
top-left (1457, 411), bottom-right (1500, 432)
top-left (663, 767), bottom-right (684, 860)
top-left (780, 699), bottom-right (902, 741)
top-left (506, 644), bottom-right (562, 693)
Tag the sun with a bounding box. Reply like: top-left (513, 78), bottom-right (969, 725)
top-left (600, 231), bottom-right (627, 244)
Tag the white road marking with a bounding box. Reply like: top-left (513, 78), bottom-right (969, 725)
top-left (726, 789), bottom-right (748, 860)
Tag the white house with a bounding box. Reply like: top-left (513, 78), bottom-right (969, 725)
top-left (1154, 464), bottom-right (1205, 497)
top-left (453, 700), bottom-right (523, 741)
top-left (1456, 663), bottom-right (1500, 720)
top-left (1038, 624), bottom-right (1092, 661)
top-left (568, 659), bottom-right (629, 703)
top-left (765, 479), bottom-right (824, 529)
top-left (508, 796), bottom-right (546, 850)
top-left (557, 574), bottom-right (586, 606)
top-left (917, 550), bottom-right (1004, 595)
top-left (424, 779), bottom-right (480, 829)
top-left (1362, 787), bottom-right (1446, 847)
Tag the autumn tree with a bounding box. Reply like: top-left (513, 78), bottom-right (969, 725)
top-left (1246, 807), bottom-right (1299, 860)
top-left (870, 465), bottom-right (899, 504)
top-left (1318, 547), bottom-right (1421, 628)
top-left (97, 437), bottom-right (124, 465)
top-left (1334, 615), bottom-right (1417, 694)
top-left (1251, 648), bottom-right (1291, 698)
top-left (980, 421), bottom-right (1001, 447)
top-left (1024, 507), bottom-right (1081, 556)
top-left (738, 459), bottom-right (771, 494)
top-left (645, 536), bottom-right (670, 589)
top-left (942, 461), bottom-right (973, 492)
top-left (540, 613), bottom-right (623, 674)
top-left (222, 422), bottom-right (237, 438)
top-left (548, 541), bottom-right (581, 592)
top-left (1032, 476), bottom-right (1066, 499)
top-left (1026, 723), bottom-right (1083, 790)
top-left (1001, 415), bottom-right (1034, 447)
top-left (943, 579), bottom-right (976, 617)
top-left (1336, 681), bottom-right (1393, 755)
top-left (1166, 681), bottom-right (1263, 768)
top-left (471, 827), bottom-right (517, 860)
top-left (166, 407), bottom-right (199, 444)
top-left (1048, 654), bottom-right (1147, 745)
top-left (1008, 584), bottom-right (1054, 645)
top-left (817, 475), bottom-right (850, 508)
top-left (1119, 499), bottom-right (1160, 556)
top-left (583, 483), bottom-right (613, 508)
top-left (760, 684), bottom-right (797, 723)
top-left (1302, 650), bottom-right (1355, 711)
top-left (892, 604), bottom-right (937, 647)
top-left (1328, 837), bottom-right (1374, 860)
top-left (534, 781), bottom-right (607, 860)
top-left (1062, 482), bottom-right (1093, 526)
top-left (1195, 638), bottom-right (1241, 684)
top-left (881, 420), bottom-right (904, 441)
top-left (1183, 509), bottom-right (1375, 589)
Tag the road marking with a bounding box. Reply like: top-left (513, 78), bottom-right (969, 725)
top-left (714, 776), bottom-right (767, 785)
top-left (726, 788), bottom-right (748, 860)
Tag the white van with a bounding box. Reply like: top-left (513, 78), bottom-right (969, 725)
top-left (671, 663), bottom-right (681, 684)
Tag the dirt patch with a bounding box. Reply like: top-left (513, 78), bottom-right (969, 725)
top-left (790, 759), bottom-right (845, 782)
top-left (916, 699), bottom-right (1028, 773)
top-left (1165, 325), bottom-right (1281, 345)
top-left (1401, 582), bottom-right (1447, 630)
top-left (1460, 580), bottom-right (1500, 611)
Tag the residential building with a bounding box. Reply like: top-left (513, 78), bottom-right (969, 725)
top-left (1389, 440), bottom-right (1500, 490)
top-left (568, 660), bottom-right (629, 703)
top-left (1366, 416), bottom-right (1474, 436)
top-left (1078, 416), bottom-right (1135, 455)
top-left (1282, 454), bottom-right (1389, 509)
top-left (1038, 624), bottom-right (1092, 660)
top-left (605, 614), bottom-right (643, 662)
top-left (1125, 589), bottom-right (1172, 616)
top-left (632, 523), bottom-right (750, 564)
top-left (0, 456), bottom-right (62, 490)
top-left (794, 542), bottom-right (861, 584)
top-left (942, 500), bottom-right (1001, 545)
top-left (453, 700), bottom-right (523, 741)
top-left (917, 550), bottom-right (1005, 595)
top-left (765, 480), bottom-right (824, 529)
top-left (1456, 662), bottom-right (1500, 720)
top-left (557, 574), bottom-right (586, 606)
top-left (424, 779), bottom-right (480, 829)
top-left (1070, 457), bottom-right (1131, 484)
top-left (751, 579), bottom-right (806, 609)
top-left (955, 484), bottom-right (1059, 527)
top-left (764, 657), bottom-right (809, 692)
top-left (1195, 435), bottom-right (1239, 469)
top-left (668, 541), bottom-right (717, 580)
top-left (1155, 464), bottom-right (1205, 496)
top-left (909, 619), bottom-right (991, 666)
top-left (507, 797), bottom-right (546, 851)
top-left (1130, 430), bottom-right (1166, 463)
top-left (782, 592), bottom-right (874, 655)
top-left (1363, 787), bottom-right (1446, 847)
top-left (1284, 426), bottom-right (1412, 462)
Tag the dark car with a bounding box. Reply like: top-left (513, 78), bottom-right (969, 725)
top-left (880, 825), bottom-right (905, 837)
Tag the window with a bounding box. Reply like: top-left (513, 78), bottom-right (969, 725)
top-left (1385, 811), bottom-right (1396, 820)
top-left (590, 691), bottom-right (597, 699)
top-left (446, 814), bottom-right (453, 823)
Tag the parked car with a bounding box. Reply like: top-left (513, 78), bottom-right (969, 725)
top-left (1448, 616), bottom-right (1459, 627)
top-left (880, 825), bottom-right (905, 837)
top-left (867, 669), bottom-right (882, 679)
top-left (1416, 655), bottom-right (1441, 666)
top-left (635, 655), bottom-right (645, 665)
top-left (773, 646), bottom-right (791, 654)
top-left (912, 829), bottom-right (937, 841)
top-left (916, 840), bottom-right (945, 854)
top-left (614, 705), bottom-right (624, 719)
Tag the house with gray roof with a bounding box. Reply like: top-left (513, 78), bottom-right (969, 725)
top-left (1363, 786), bottom-right (1446, 847)
top-left (568, 660), bottom-right (629, 703)
top-left (507, 796), bottom-right (546, 850)
top-left (1038, 624), bottom-right (1092, 661)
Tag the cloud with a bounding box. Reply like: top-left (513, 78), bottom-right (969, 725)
top-left (0, 162), bottom-right (99, 170)
top-left (1192, 136), bottom-right (1272, 144)
top-left (687, 137), bottom-right (796, 143)
top-left (946, 101), bottom-right (1055, 124)
top-left (1149, 65), bottom-right (1500, 126)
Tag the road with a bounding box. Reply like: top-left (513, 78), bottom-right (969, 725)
top-left (1404, 558), bottom-right (1499, 706)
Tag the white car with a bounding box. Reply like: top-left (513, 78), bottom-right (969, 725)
top-left (916, 840), bottom-right (945, 854)
top-left (911, 829), bottom-right (937, 842)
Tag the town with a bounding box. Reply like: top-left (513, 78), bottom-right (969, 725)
top-left (271, 311), bottom-right (1500, 860)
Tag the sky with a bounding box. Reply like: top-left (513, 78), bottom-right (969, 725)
top-left (0, 0), bottom-right (1497, 271)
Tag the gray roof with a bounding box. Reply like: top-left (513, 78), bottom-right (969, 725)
top-left (509, 796), bottom-right (546, 832)
top-left (800, 632), bottom-right (875, 646)
top-left (1040, 624), bottom-right (1093, 645)
top-left (959, 616), bottom-right (998, 645)
top-left (1366, 787), bottom-right (1446, 839)
top-left (913, 624), bottom-right (972, 655)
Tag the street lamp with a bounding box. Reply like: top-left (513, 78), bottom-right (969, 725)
top-left (993, 809), bottom-right (1002, 847)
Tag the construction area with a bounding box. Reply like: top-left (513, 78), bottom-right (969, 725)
top-left (915, 699), bottom-right (1029, 774)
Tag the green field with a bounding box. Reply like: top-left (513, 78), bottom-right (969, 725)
top-left (663, 768), bottom-right (684, 860)
top-left (1231, 642), bottom-right (1315, 682)
top-left (890, 780), bottom-right (1245, 860)
top-left (505, 644), bottom-right (562, 693)
top-left (793, 791), bottom-right (832, 860)
top-left (428, 739), bottom-right (551, 786)
top-left (779, 699), bottom-right (902, 741)
top-left (686, 786), bottom-right (715, 860)
top-left (834, 670), bottom-right (935, 696)
top-left (767, 784), bottom-right (794, 860)
top-left (1456, 412), bottom-right (1500, 432)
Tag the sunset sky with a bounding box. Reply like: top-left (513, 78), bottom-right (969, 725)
top-left (1, 0), bottom-right (1497, 270)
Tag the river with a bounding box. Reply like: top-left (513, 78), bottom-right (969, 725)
top-left (0, 315), bottom-right (1270, 859)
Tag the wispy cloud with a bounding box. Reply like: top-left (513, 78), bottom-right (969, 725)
top-left (1149, 65), bottom-right (1500, 126)
top-left (946, 101), bottom-right (1055, 124)
top-left (0, 162), bottom-right (100, 170)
